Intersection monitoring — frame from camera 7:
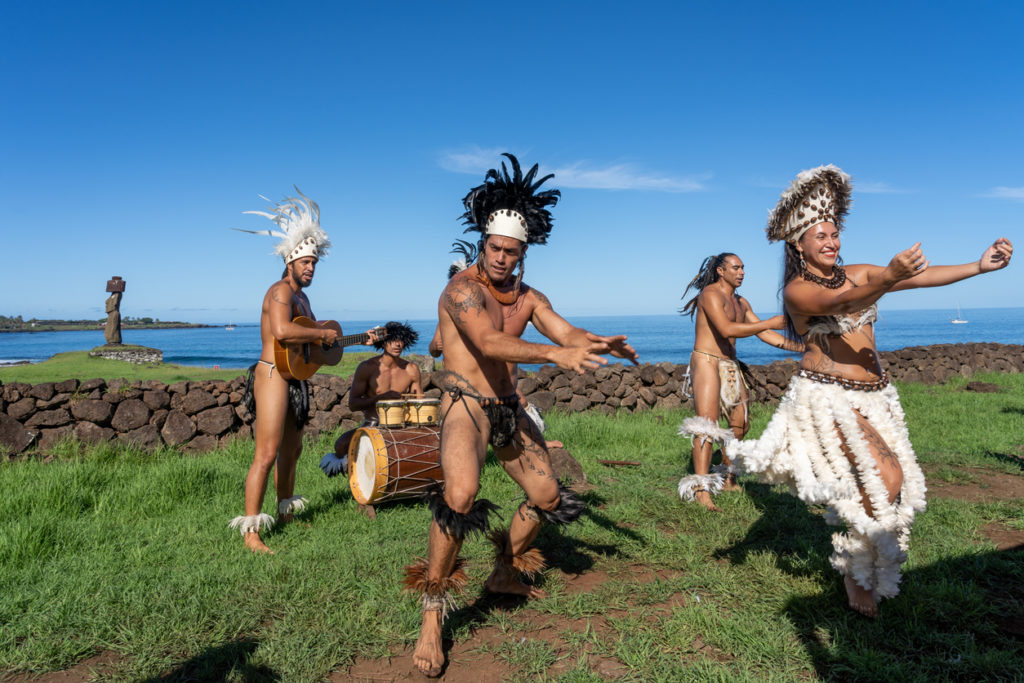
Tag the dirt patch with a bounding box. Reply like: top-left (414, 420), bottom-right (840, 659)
top-left (0, 651), bottom-right (121, 683)
top-left (978, 523), bottom-right (1024, 550)
top-left (925, 466), bottom-right (1024, 503)
top-left (925, 465), bottom-right (1024, 550)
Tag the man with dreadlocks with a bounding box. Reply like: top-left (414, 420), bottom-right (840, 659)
top-left (229, 188), bottom-right (378, 553)
top-left (677, 253), bottom-right (802, 512)
top-left (320, 321), bottom-right (423, 477)
top-left (408, 154), bottom-right (638, 677)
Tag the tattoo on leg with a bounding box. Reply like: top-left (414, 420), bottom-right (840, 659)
top-left (862, 427), bottom-right (900, 469)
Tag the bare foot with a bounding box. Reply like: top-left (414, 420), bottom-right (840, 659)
top-left (694, 490), bottom-right (722, 512)
top-left (844, 575), bottom-right (878, 617)
top-left (412, 609), bottom-right (444, 677)
top-left (243, 532), bottom-right (274, 554)
top-left (485, 565), bottom-right (546, 599)
top-left (545, 439), bottom-right (564, 449)
top-left (722, 474), bottom-right (742, 492)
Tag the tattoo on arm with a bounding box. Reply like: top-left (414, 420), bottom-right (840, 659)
top-left (270, 287), bottom-right (290, 306)
top-left (532, 289), bottom-right (551, 308)
top-left (443, 281), bottom-right (486, 322)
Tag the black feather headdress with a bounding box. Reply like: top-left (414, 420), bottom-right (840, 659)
top-left (374, 321), bottom-right (419, 351)
top-left (447, 239), bottom-right (478, 279)
top-left (460, 153), bottom-right (560, 246)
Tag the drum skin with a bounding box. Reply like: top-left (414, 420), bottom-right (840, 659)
top-left (348, 425), bottom-right (442, 505)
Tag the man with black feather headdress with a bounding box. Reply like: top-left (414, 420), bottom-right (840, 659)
top-left (405, 153), bottom-right (639, 677)
top-left (319, 321), bottom-right (423, 477)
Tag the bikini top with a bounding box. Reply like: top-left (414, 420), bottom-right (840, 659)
top-left (805, 303), bottom-right (878, 338)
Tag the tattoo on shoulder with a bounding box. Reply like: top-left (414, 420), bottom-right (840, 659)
top-left (443, 280), bottom-right (486, 320)
top-left (270, 286), bottom-right (291, 305)
top-left (532, 288), bottom-right (551, 308)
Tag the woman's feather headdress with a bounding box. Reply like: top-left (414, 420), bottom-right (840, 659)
top-left (461, 153), bottom-right (560, 245)
top-left (234, 186), bottom-right (332, 263)
top-left (767, 165), bottom-right (852, 244)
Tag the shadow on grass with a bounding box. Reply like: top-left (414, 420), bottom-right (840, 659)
top-left (782, 546), bottom-right (1024, 681)
top-left (714, 481), bottom-right (833, 579)
top-left (719, 482), bottom-right (1024, 679)
top-left (983, 449), bottom-right (1024, 472)
top-left (141, 637), bottom-right (279, 682)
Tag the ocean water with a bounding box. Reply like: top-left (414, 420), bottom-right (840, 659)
top-left (1, 308), bottom-right (1022, 370)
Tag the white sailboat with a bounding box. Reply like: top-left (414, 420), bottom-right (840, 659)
top-left (951, 303), bottom-right (967, 324)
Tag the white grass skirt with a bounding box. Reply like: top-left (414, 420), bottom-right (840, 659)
top-left (724, 376), bottom-right (927, 599)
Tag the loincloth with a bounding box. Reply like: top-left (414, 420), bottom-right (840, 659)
top-left (436, 370), bottom-right (521, 449)
top-left (685, 349), bottom-right (750, 420)
top-left (242, 362), bottom-right (310, 429)
top-left (722, 371), bottom-right (926, 599)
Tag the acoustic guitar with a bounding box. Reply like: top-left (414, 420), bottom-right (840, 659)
top-left (273, 316), bottom-right (382, 380)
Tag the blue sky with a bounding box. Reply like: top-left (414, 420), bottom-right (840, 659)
top-left (2, 1), bottom-right (1020, 325)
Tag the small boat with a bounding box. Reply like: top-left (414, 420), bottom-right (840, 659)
top-left (951, 303), bottom-right (967, 324)
top-left (225, 324), bottom-right (236, 331)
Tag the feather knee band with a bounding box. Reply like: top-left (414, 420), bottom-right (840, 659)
top-left (677, 473), bottom-right (725, 501)
top-left (277, 495), bottom-right (307, 516)
top-left (679, 416), bottom-right (735, 447)
top-left (488, 530), bottom-right (547, 579)
top-left (228, 513), bottom-right (275, 535)
top-left (427, 484), bottom-right (501, 539)
top-left (528, 484), bottom-right (584, 525)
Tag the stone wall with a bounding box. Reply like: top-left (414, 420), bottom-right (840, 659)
top-left (1, 342), bottom-right (1021, 456)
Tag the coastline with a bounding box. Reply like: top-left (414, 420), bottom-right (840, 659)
top-left (0, 323), bottom-right (212, 334)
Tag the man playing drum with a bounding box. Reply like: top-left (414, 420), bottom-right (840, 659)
top-left (320, 321), bottom-right (423, 477)
top-left (407, 154), bottom-right (638, 677)
top-left (229, 189), bottom-right (377, 554)
top-left (677, 253), bottom-right (803, 511)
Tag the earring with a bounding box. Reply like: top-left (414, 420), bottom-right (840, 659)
top-left (799, 255), bottom-right (807, 272)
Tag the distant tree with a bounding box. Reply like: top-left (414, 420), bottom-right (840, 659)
top-left (141, 317), bottom-right (153, 324)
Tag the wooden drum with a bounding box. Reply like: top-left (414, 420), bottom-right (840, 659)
top-left (376, 399), bottom-right (407, 428)
top-left (405, 398), bottom-right (440, 426)
top-left (348, 425), bottom-right (442, 505)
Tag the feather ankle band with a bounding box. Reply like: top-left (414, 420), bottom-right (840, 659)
top-left (277, 495), bottom-right (307, 516)
top-left (402, 557), bottom-right (469, 620)
top-left (228, 513), bottom-right (275, 535)
top-left (677, 473), bottom-right (725, 501)
top-left (489, 530), bottom-right (547, 579)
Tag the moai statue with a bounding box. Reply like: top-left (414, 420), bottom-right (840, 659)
top-left (104, 276), bottom-right (126, 345)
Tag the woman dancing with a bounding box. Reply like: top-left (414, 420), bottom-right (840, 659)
top-left (724, 165), bottom-right (1012, 616)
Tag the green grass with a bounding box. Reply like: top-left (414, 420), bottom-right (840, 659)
top-left (0, 350), bottom-right (379, 384)
top-left (1, 374), bottom-right (1022, 681)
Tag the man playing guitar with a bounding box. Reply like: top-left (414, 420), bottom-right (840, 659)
top-left (229, 190), bottom-right (377, 553)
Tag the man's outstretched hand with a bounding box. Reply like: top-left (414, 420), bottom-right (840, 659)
top-left (585, 332), bottom-right (639, 365)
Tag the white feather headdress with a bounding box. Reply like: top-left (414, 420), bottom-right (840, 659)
top-left (234, 187), bottom-right (332, 263)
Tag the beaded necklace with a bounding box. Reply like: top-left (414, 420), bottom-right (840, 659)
top-left (802, 264), bottom-right (847, 289)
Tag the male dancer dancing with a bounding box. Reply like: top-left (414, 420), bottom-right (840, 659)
top-left (677, 253), bottom-right (802, 510)
top-left (407, 154), bottom-right (638, 676)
